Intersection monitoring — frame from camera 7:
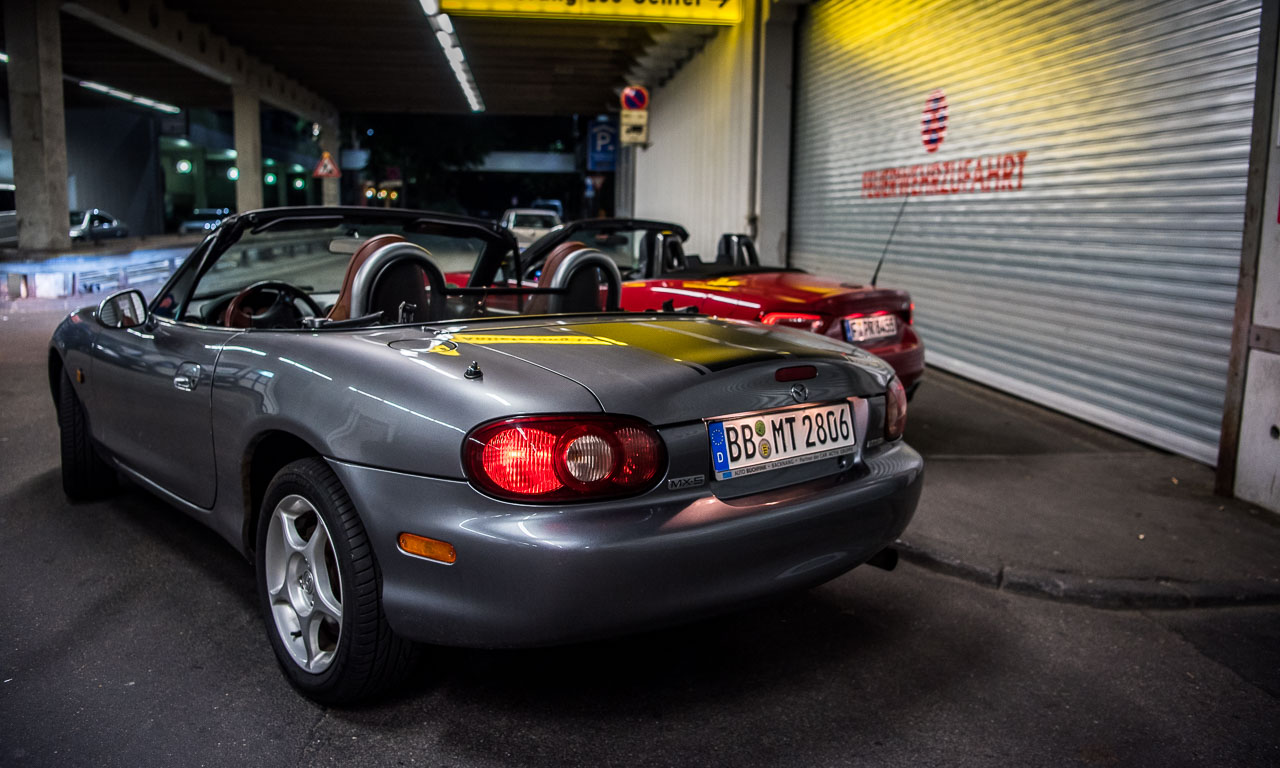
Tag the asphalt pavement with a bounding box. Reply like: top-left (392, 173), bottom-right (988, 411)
top-left (1, 298), bottom-right (1278, 767)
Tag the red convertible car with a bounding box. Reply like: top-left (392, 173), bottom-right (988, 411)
top-left (500, 220), bottom-right (924, 395)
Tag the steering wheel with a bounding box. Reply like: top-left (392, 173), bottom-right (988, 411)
top-left (223, 281), bottom-right (323, 329)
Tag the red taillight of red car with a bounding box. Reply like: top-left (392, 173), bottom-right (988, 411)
top-left (904, 302), bottom-right (914, 325)
top-left (760, 312), bottom-right (825, 333)
top-left (464, 416), bottom-right (665, 502)
top-left (885, 378), bottom-right (908, 440)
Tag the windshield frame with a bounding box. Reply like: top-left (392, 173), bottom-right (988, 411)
top-left (155, 206), bottom-right (521, 327)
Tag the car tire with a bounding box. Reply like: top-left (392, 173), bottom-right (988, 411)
top-left (57, 371), bottom-right (117, 500)
top-left (256, 457), bottom-right (419, 705)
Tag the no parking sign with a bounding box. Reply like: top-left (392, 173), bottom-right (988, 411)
top-left (621, 86), bottom-right (649, 111)
top-left (620, 85), bottom-right (649, 145)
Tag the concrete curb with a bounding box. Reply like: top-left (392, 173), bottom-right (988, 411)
top-left (891, 539), bottom-right (1280, 609)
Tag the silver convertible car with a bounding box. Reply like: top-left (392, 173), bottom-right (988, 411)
top-left (49, 207), bottom-right (922, 705)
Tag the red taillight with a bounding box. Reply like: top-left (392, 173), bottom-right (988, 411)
top-left (615, 426), bottom-right (662, 486)
top-left (480, 426), bottom-right (561, 495)
top-left (904, 302), bottom-right (914, 325)
top-left (464, 416), bottom-right (665, 502)
top-left (760, 312), bottom-right (825, 333)
top-left (885, 378), bottom-right (908, 440)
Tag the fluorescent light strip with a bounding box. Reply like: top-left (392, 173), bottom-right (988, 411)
top-left (79, 80), bottom-right (181, 114)
top-left (422, 10), bottom-right (484, 112)
top-left (0, 52), bottom-right (180, 114)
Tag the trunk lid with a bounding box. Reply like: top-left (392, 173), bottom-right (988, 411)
top-left (385, 314), bottom-right (893, 425)
top-left (626, 271), bottom-right (913, 347)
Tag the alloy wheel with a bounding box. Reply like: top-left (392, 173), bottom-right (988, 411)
top-left (263, 494), bottom-right (343, 674)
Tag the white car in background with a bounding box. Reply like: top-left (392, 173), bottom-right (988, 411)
top-left (500, 208), bottom-right (562, 250)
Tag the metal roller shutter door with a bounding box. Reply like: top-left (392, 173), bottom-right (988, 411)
top-left (790, 0), bottom-right (1261, 463)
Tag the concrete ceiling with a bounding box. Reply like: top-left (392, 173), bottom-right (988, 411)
top-left (155, 0), bottom-right (698, 115)
top-left (57, 11), bottom-right (233, 110)
top-left (0, 2), bottom-right (718, 116)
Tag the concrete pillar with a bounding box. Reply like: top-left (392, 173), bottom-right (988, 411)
top-left (320, 119), bottom-right (341, 206)
top-left (4, 0), bottom-right (71, 250)
top-left (232, 86), bottom-right (263, 212)
top-left (615, 145), bottom-right (635, 218)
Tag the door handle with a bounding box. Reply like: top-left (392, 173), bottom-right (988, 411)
top-left (173, 362), bottom-right (202, 392)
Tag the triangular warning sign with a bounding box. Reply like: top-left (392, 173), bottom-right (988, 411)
top-left (312, 151), bottom-right (341, 179)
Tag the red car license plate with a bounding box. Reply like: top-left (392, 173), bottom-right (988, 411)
top-left (845, 315), bottom-right (897, 343)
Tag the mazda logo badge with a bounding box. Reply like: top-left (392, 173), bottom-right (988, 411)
top-left (791, 383), bottom-right (808, 402)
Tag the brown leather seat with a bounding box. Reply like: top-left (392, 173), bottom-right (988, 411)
top-left (327, 233), bottom-right (406, 321)
top-left (524, 241), bottom-right (599, 315)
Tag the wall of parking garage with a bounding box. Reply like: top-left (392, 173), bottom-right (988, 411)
top-left (632, 4), bottom-right (758, 262)
top-left (66, 108), bottom-right (165, 235)
top-left (0, 100), bottom-right (165, 236)
top-left (788, 0), bottom-right (1263, 466)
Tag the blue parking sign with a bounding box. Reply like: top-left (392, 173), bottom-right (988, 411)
top-left (587, 123), bottom-right (617, 172)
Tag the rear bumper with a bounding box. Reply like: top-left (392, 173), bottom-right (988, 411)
top-left (327, 441), bottom-right (923, 648)
top-left (863, 325), bottom-right (925, 392)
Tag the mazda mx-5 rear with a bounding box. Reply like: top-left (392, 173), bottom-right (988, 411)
top-left (331, 315), bottom-right (923, 649)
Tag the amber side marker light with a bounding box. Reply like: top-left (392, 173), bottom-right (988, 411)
top-left (398, 533), bottom-right (457, 564)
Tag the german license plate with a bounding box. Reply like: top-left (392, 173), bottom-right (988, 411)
top-left (845, 315), bottom-right (898, 343)
top-left (707, 401), bottom-right (856, 481)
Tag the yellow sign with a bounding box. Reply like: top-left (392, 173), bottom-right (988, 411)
top-left (439, 0), bottom-right (742, 25)
top-left (620, 109), bottom-right (649, 144)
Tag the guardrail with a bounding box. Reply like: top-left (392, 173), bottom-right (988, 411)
top-left (1, 248), bottom-right (190, 299)
top-left (0, 231), bottom-right (333, 300)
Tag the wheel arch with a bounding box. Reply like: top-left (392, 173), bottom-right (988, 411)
top-left (242, 430), bottom-right (324, 554)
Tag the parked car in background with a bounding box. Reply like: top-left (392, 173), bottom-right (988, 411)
top-left (50, 205), bottom-right (921, 705)
top-left (530, 198), bottom-right (564, 218)
top-left (520, 219), bottom-right (926, 395)
top-left (69, 209), bottom-right (128, 241)
top-left (500, 207), bottom-right (562, 250)
top-left (178, 207), bottom-right (232, 235)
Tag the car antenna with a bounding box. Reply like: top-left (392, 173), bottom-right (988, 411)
top-left (870, 196), bottom-right (910, 288)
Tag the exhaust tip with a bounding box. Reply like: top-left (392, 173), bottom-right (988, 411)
top-left (865, 547), bottom-right (899, 572)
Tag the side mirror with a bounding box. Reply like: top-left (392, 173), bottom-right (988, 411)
top-left (97, 289), bottom-right (148, 329)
